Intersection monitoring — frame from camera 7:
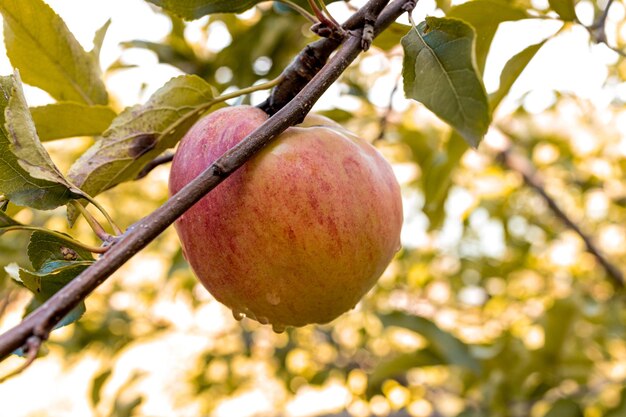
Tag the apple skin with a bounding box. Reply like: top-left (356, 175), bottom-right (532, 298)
top-left (169, 106), bottom-right (403, 328)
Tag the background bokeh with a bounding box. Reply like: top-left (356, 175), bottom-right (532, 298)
top-left (1, 0), bottom-right (626, 416)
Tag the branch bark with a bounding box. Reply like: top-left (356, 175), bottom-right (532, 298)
top-left (258, 0), bottom-right (391, 114)
top-left (0, 0), bottom-right (412, 361)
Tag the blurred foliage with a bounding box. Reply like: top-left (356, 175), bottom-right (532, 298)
top-left (1, 0), bottom-right (626, 417)
top-left (114, 6), bottom-right (312, 93)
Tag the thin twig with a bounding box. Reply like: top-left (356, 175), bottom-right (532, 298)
top-left (135, 152), bottom-right (175, 180)
top-left (0, 336), bottom-right (41, 383)
top-left (258, 0), bottom-right (392, 114)
top-left (499, 146), bottom-right (625, 288)
top-left (587, 0), bottom-right (622, 53)
top-left (589, 0), bottom-right (614, 30)
top-left (375, 76), bottom-right (400, 141)
top-left (0, 0), bottom-right (412, 362)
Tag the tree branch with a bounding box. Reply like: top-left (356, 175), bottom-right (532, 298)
top-left (258, 0), bottom-right (392, 115)
top-left (0, 0), bottom-right (413, 362)
top-left (499, 146), bottom-right (625, 288)
top-left (587, 0), bottom-right (623, 55)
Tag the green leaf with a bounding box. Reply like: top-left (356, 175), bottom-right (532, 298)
top-left (146, 0), bottom-right (341, 19)
top-left (0, 0), bottom-right (108, 105)
top-left (0, 75), bottom-right (80, 210)
top-left (490, 40), bottom-right (546, 110)
top-left (5, 259), bottom-right (93, 328)
top-left (372, 23), bottom-right (411, 51)
top-left (448, 0), bottom-right (529, 74)
top-left (316, 109), bottom-right (354, 123)
top-left (543, 399), bottom-right (583, 417)
top-left (31, 103), bottom-right (117, 142)
top-left (415, 1), bottom-right (530, 222)
top-left (4, 72), bottom-right (83, 193)
top-left (402, 17), bottom-right (491, 147)
top-left (379, 312), bottom-right (481, 374)
top-left (27, 230), bottom-right (95, 270)
top-left (25, 297), bottom-right (86, 329)
top-left (91, 369), bottom-right (113, 407)
top-left (91, 18), bottom-right (112, 64)
top-left (548, 0), bottom-right (577, 21)
top-left (66, 75), bottom-right (216, 223)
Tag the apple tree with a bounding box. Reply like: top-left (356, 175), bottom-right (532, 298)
top-left (0, 0), bottom-right (625, 416)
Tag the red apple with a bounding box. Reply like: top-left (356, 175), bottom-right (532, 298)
top-left (169, 106), bottom-right (403, 330)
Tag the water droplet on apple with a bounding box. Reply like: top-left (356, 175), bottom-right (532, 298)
top-left (266, 291), bottom-right (281, 306)
top-left (232, 309), bottom-right (245, 321)
top-left (272, 323), bottom-right (286, 333)
top-left (245, 308), bottom-right (257, 321)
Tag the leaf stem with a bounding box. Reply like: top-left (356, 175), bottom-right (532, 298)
top-left (316, 0), bottom-right (341, 28)
top-left (79, 195), bottom-right (123, 236)
top-left (1, 225), bottom-right (108, 254)
top-left (308, 0), bottom-right (337, 28)
top-left (274, 0), bottom-right (318, 22)
top-left (70, 201), bottom-right (114, 242)
top-left (211, 76), bottom-right (285, 104)
top-left (407, 12), bottom-right (417, 29)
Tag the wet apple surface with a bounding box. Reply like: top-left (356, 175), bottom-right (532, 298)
top-left (169, 106), bottom-right (403, 329)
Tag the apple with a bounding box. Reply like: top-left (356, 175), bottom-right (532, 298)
top-left (169, 106), bottom-right (403, 330)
